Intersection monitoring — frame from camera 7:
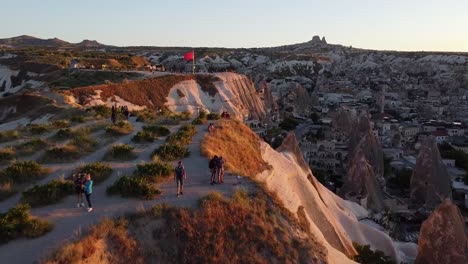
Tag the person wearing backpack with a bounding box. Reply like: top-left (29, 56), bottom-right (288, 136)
top-left (174, 161), bottom-right (186, 197)
top-left (74, 173), bottom-right (85, 208)
top-left (209, 155), bottom-right (218, 185)
top-left (217, 156), bottom-right (226, 184)
top-left (83, 173), bottom-right (93, 212)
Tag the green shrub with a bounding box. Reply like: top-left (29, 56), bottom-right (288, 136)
top-left (134, 162), bottom-right (173, 181)
top-left (89, 105), bottom-right (112, 118)
top-left (3, 161), bottom-right (48, 184)
top-left (152, 144), bottom-right (190, 161)
top-left (143, 125), bottom-right (170, 136)
top-left (166, 125), bottom-right (196, 146)
top-left (27, 124), bottom-right (50, 135)
top-left (15, 138), bottom-right (48, 156)
top-left (105, 144), bottom-right (136, 161)
top-left (42, 146), bottom-right (81, 163)
top-left (107, 175), bottom-right (160, 200)
top-left (352, 242), bottom-right (395, 264)
top-left (0, 204), bottom-right (53, 244)
top-left (106, 121), bottom-right (133, 136)
top-left (207, 112), bottom-right (221, 120)
top-left (135, 109), bottom-right (158, 123)
top-left (198, 110), bottom-right (207, 119)
top-left (191, 117), bottom-right (206, 125)
top-left (50, 120), bottom-right (70, 129)
top-left (53, 128), bottom-right (73, 140)
top-left (70, 115), bottom-right (85, 123)
top-left (74, 162), bottom-right (113, 184)
top-left (68, 133), bottom-right (98, 153)
top-left (0, 130), bottom-right (20, 143)
top-left (21, 179), bottom-right (74, 207)
top-left (132, 130), bottom-right (156, 143)
top-left (0, 148), bottom-right (15, 163)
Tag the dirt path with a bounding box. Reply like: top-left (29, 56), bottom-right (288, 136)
top-left (0, 123), bottom-right (253, 263)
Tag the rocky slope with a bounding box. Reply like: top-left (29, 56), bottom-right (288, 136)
top-left (257, 132), bottom-right (407, 263)
top-left (410, 137), bottom-right (452, 208)
top-left (339, 149), bottom-right (385, 211)
top-left (416, 199), bottom-right (468, 264)
top-left (66, 72), bottom-right (268, 121)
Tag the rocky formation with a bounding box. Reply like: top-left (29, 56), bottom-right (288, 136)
top-left (339, 149), bottom-right (385, 211)
top-left (416, 199), bottom-right (468, 264)
top-left (258, 131), bottom-right (403, 263)
top-left (410, 137), bottom-right (452, 208)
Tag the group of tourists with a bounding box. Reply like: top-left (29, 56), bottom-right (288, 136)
top-left (208, 123), bottom-right (215, 133)
top-left (111, 104), bottom-right (130, 124)
top-left (73, 173), bottom-right (94, 212)
top-left (209, 155), bottom-right (226, 185)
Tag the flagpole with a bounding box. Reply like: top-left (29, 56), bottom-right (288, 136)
top-left (192, 49), bottom-right (195, 74)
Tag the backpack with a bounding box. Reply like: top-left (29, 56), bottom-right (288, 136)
top-left (209, 159), bottom-right (216, 169)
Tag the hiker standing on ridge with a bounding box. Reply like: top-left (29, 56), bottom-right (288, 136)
top-left (84, 173), bottom-right (93, 212)
top-left (217, 156), bottom-right (225, 183)
top-left (209, 155), bottom-right (218, 185)
top-left (174, 161), bottom-right (186, 197)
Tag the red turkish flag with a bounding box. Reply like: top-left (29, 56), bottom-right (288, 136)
top-left (184, 51), bottom-right (194, 61)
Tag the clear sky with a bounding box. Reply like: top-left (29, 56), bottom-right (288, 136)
top-left (1, 0), bottom-right (467, 51)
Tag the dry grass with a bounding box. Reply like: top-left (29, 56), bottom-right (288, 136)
top-left (0, 147), bottom-right (15, 164)
top-left (46, 218), bottom-right (142, 264)
top-left (200, 120), bottom-right (270, 177)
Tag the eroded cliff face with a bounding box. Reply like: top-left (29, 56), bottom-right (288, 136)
top-left (416, 199), bottom-right (468, 264)
top-left (257, 132), bottom-right (401, 263)
top-left (339, 149), bottom-right (385, 211)
top-left (410, 137), bottom-right (452, 208)
top-left (166, 72), bottom-right (268, 121)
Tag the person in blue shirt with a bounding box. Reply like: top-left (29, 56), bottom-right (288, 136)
top-left (83, 173), bottom-right (93, 212)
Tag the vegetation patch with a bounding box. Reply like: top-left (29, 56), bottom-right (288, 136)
top-left (165, 124), bottom-right (196, 146)
top-left (42, 132), bottom-right (98, 163)
top-left (134, 162), bottom-right (173, 182)
top-left (192, 110), bottom-right (208, 125)
top-left (106, 121), bottom-right (133, 136)
top-left (0, 130), bottom-right (20, 143)
top-left (88, 105), bottom-right (112, 118)
top-left (0, 204), bottom-right (53, 244)
top-left (21, 179), bottom-right (74, 207)
top-left (73, 162), bottom-right (113, 185)
top-left (26, 124), bottom-right (51, 135)
top-left (15, 138), bottom-right (49, 156)
top-left (46, 218), bottom-right (140, 264)
top-left (152, 144), bottom-right (190, 161)
top-left (50, 119), bottom-right (70, 129)
top-left (0, 181), bottom-right (16, 201)
top-left (0, 147), bottom-right (15, 163)
top-left (132, 130), bottom-right (156, 143)
top-left (107, 176), bottom-right (161, 200)
top-left (1, 160), bottom-right (49, 184)
top-left (47, 189), bottom-right (328, 263)
top-left (352, 242), bottom-right (395, 264)
top-left (143, 125), bottom-right (170, 137)
top-left (207, 112), bottom-right (221, 120)
top-left (201, 120), bottom-right (270, 177)
top-left (104, 144), bottom-right (136, 161)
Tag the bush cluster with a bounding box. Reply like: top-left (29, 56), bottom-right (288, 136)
top-left (15, 138), bottom-right (48, 156)
top-left (107, 161), bottom-right (172, 199)
top-left (132, 125), bottom-right (170, 143)
top-left (0, 204), bottom-right (53, 244)
top-left (21, 179), bottom-right (74, 207)
top-left (207, 112), bottom-right (221, 120)
top-left (105, 144), bottom-right (136, 161)
top-left (1, 161), bottom-right (48, 184)
top-left (0, 130), bottom-right (20, 143)
top-left (106, 121), bottom-right (133, 136)
top-left (0, 148), bottom-right (15, 163)
top-left (152, 125), bottom-right (196, 161)
top-left (89, 105), bottom-right (112, 118)
top-left (42, 133), bottom-right (98, 163)
top-left (73, 162), bottom-right (113, 184)
top-left (50, 120), bottom-right (70, 129)
top-left (27, 124), bottom-right (50, 135)
top-left (106, 176), bottom-right (161, 200)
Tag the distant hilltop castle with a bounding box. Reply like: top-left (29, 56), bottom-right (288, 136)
top-left (311, 35), bottom-right (327, 44)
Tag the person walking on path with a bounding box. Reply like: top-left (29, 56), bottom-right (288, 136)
top-left (83, 173), bottom-right (93, 212)
top-left (74, 173), bottom-right (85, 208)
top-left (209, 155), bottom-right (218, 185)
top-left (217, 156), bottom-right (225, 183)
top-left (174, 161), bottom-right (186, 197)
